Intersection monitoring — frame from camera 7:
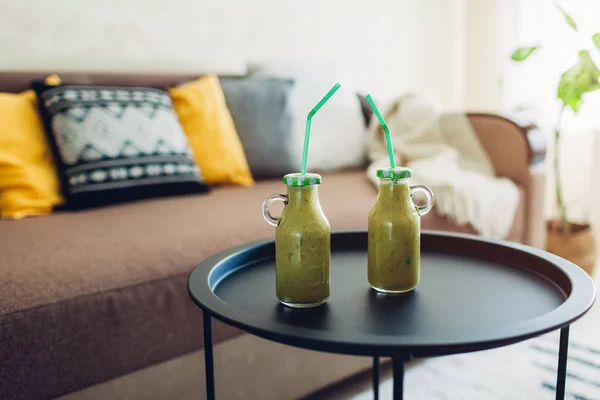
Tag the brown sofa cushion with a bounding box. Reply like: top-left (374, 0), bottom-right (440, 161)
top-left (0, 170), bottom-right (525, 399)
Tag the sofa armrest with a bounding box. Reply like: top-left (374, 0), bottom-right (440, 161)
top-left (525, 164), bottom-right (547, 248)
top-left (467, 113), bottom-right (547, 187)
top-left (468, 113), bottom-right (548, 247)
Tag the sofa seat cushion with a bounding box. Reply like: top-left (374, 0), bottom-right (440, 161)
top-left (0, 170), bottom-right (374, 400)
top-left (0, 170), bottom-right (525, 399)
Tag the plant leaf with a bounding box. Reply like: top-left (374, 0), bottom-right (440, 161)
top-left (555, 3), bottom-right (578, 31)
top-left (593, 32), bottom-right (600, 50)
top-left (511, 46), bottom-right (538, 61)
top-left (557, 50), bottom-right (600, 113)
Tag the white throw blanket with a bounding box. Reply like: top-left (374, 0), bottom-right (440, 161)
top-left (366, 93), bottom-right (519, 239)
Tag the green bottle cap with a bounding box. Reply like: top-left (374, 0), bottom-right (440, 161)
top-left (283, 173), bottom-right (322, 187)
top-left (376, 167), bottom-right (412, 180)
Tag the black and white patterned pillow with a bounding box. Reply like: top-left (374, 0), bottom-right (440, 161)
top-left (33, 83), bottom-right (208, 209)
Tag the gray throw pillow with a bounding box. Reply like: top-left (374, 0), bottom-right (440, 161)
top-left (219, 77), bottom-right (299, 178)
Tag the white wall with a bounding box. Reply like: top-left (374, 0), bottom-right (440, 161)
top-left (0, 0), bottom-right (464, 107)
top-left (593, 131), bottom-right (600, 241)
top-left (462, 0), bottom-right (504, 112)
top-left (544, 129), bottom-right (596, 223)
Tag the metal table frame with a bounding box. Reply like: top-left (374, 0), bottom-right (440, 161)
top-left (202, 313), bottom-right (570, 400)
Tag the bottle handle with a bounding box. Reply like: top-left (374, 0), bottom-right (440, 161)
top-left (410, 185), bottom-right (434, 216)
top-left (262, 194), bottom-right (288, 227)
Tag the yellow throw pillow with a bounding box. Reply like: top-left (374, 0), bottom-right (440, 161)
top-left (169, 75), bottom-right (254, 186)
top-left (0, 90), bottom-right (63, 219)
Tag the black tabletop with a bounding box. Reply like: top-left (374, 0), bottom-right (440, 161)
top-left (188, 231), bottom-right (595, 357)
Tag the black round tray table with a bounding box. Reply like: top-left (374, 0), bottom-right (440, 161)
top-left (188, 230), bottom-right (595, 400)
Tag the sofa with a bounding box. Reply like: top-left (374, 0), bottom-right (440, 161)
top-left (0, 72), bottom-right (546, 400)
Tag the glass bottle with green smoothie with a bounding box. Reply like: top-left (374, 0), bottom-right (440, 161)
top-left (262, 173), bottom-right (330, 308)
top-left (368, 167), bottom-right (434, 293)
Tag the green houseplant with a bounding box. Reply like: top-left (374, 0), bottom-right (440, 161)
top-left (511, 4), bottom-right (599, 275)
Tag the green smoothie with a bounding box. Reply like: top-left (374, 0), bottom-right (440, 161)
top-left (368, 168), bottom-right (431, 293)
top-left (263, 173), bottom-right (330, 308)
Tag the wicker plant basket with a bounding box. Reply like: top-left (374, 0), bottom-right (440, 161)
top-left (545, 220), bottom-right (597, 276)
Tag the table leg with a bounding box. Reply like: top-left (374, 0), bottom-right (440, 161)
top-left (555, 326), bottom-right (570, 400)
top-left (392, 356), bottom-right (404, 400)
top-left (203, 311), bottom-right (215, 400)
top-left (372, 356), bottom-right (380, 400)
